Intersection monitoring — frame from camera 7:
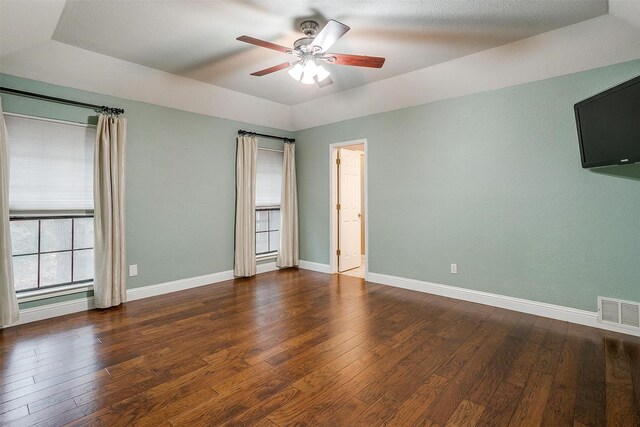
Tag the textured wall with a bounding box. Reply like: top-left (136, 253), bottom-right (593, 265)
top-left (294, 60), bottom-right (640, 311)
top-left (1, 74), bottom-right (290, 308)
top-left (4, 60), bottom-right (640, 314)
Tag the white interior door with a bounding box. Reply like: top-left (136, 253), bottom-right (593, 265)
top-left (338, 148), bottom-right (362, 272)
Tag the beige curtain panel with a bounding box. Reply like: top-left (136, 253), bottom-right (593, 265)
top-left (277, 143), bottom-right (299, 268)
top-left (0, 98), bottom-right (19, 326)
top-left (94, 114), bottom-right (127, 308)
top-left (234, 136), bottom-right (258, 277)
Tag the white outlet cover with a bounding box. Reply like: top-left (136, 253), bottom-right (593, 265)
top-left (129, 264), bottom-right (138, 277)
top-left (451, 264), bottom-right (458, 274)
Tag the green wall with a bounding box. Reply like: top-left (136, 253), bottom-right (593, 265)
top-left (4, 60), bottom-right (640, 314)
top-left (0, 74), bottom-right (290, 309)
top-left (294, 60), bottom-right (640, 311)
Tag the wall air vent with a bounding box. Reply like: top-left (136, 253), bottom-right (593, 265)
top-left (621, 303), bottom-right (640, 328)
top-left (598, 297), bottom-right (640, 329)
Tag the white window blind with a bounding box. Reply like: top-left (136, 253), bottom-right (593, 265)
top-left (255, 149), bottom-right (283, 207)
top-left (5, 114), bottom-right (96, 212)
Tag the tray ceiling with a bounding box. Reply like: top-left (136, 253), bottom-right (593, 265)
top-left (40, 1), bottom-right (609, 105)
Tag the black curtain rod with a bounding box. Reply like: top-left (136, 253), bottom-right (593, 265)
top-left (0, 87), bottom-right (125, 115)
top-left (238, 129), bottom-right (294, 143)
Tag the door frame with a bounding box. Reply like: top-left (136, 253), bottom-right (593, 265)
top-left (329, 139), bottom-right (369, 279)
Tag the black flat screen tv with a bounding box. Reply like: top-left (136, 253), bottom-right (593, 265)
top-left (574, 74), bottom-right (640, 168)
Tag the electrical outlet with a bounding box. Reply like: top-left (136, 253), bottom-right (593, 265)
top-left (129, 264), bottom-right (138, 277)
top-left (451, 264), bottom-right (458, 274)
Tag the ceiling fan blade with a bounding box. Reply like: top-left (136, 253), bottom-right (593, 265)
top-left (312, 19), bottom-right (350, 52)
top-left (250, 62), bottom-right (291, 76)
top-left (237, 35), bottom-right (290, 53)
top-left (328, 53), bottom-right (385, 68)
top-left (316, 76), bottom-right (333, 88)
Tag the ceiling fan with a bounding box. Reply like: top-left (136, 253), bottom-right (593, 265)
top-left (237, 19), bottom-right (385, 87)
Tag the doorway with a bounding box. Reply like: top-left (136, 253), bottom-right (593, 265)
top-left (329, 139), bottom-right (368, 279)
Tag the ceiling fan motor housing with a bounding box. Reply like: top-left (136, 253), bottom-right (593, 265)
top-left (299, 20), bottom-right (319, 37)
top-left (294, 21), bottom-right (321, 54)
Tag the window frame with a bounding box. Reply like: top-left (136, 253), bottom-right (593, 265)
top-left (16, 282), bottom-right (94, 303)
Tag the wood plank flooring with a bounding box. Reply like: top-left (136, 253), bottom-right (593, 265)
top-left (1, 268), bottom-right (639, 426)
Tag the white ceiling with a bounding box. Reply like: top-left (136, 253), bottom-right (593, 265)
top-left (47, 0), bottom-right (609, 105)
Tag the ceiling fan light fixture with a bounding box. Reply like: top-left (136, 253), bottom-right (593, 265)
top-left (315, 65), bottom-right (330, 82)
top-left (290, 57), bottom-right (329, 85)
top-left (302, 59), bottom-right (318, 75)
top-left (287, 63), bottom-right (304, 81)
top-left (300, 70), bottom-right (316, 85)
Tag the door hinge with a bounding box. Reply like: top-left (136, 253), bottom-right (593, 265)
top-left (336, 158), bottom-right (341, 165)
top-left (336, 249), bottom-right (341, 256)
top-left (336, 203), bottom-right (341, 210)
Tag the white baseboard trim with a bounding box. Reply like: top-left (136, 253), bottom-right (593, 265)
top-left (298, 260), bottom-right (332, 274)
top-left (12, 297), bottom-right (96, 327)
top-left (9, 264), bottom-right (637, 337)
top-left (126, 270), bottom-right (234, 302)
top-left (367, 272), bottom-right (640, 338)
top-left (8, 263), bottom-right (282, 328)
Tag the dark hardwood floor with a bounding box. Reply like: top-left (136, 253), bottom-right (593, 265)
top-left (1, 268), bottom-right (639, 426)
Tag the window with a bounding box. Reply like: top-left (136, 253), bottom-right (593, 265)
top-left (256, 208), bottom-right (279, 255)
top-left (5, 114), bottom-right (96, 293)
top-left (255, 148), bottom-right (282, 255)
top-left (10, 216), bottom-right (94, 291)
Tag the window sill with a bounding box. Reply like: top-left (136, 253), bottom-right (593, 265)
top-left (17, 283), bottom-right (94, 303)
top-left (256, 252), bottom-right (277, 261)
